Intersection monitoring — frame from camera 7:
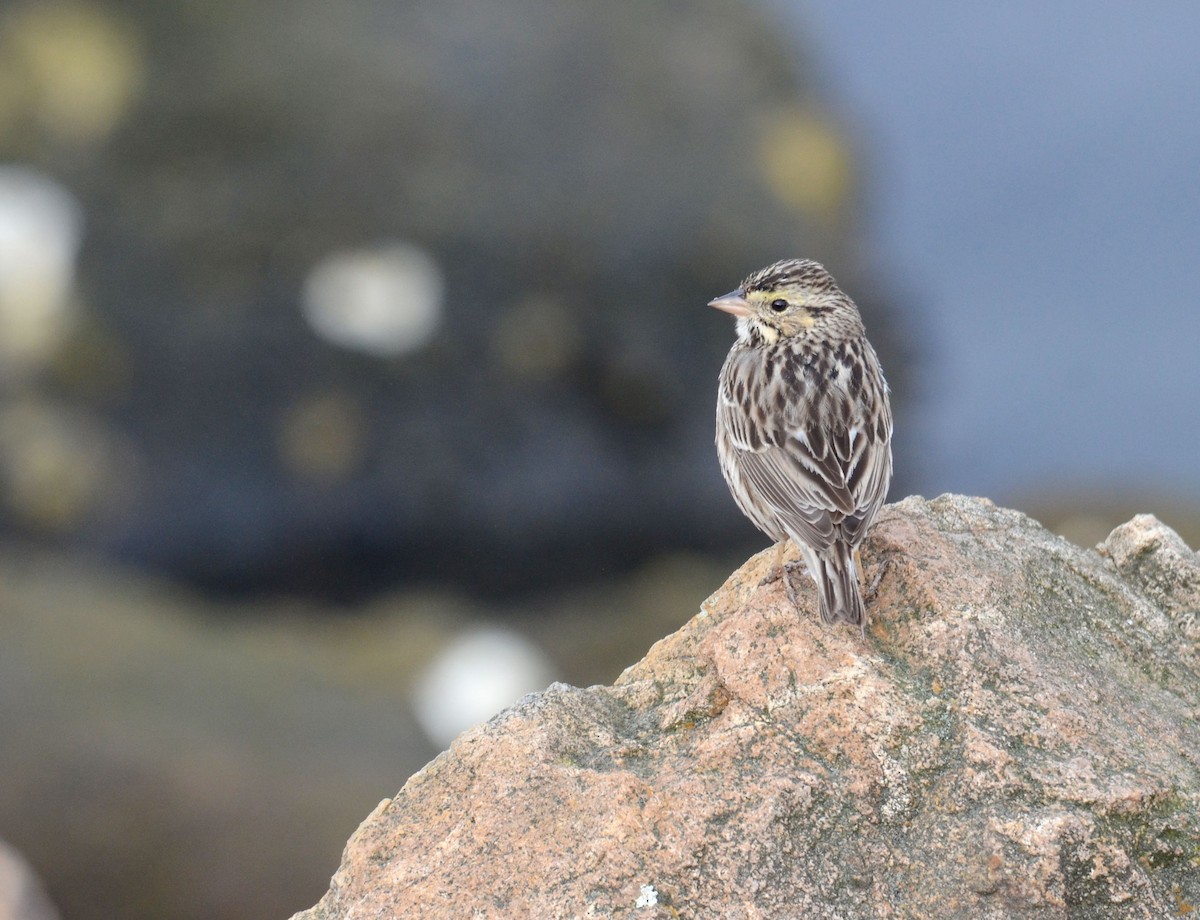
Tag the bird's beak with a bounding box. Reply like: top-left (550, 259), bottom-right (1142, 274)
top-left (708, 290), bottom-right (753, 318)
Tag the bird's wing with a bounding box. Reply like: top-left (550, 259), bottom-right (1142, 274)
top-left (720, 345), bottom-right (891, 552)
top-left (839, 345), bottom-right (894, 544)
top-left (838, 417), bottom-right (893, 545)
top-left (719, 350), bottom-right (845, 551)
top-left (736, 444), bottom-right (841, 551)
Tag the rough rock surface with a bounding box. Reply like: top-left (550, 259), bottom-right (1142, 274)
top-left (295, 495), bottom-right (1200, 919)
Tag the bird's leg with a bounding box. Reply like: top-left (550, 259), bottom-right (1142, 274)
top-left (782, 560), bottom-right (804, 611)
top-left (778, 541), bottom-right (809, 610)
top-left (760, 541), bottom-right (807, 612)
top-left (862, 549), bottom-right (888, 605)
top-left (854, 548), bottom-right (886, 640)
top-left (758, 539), bottom-right (790, 587)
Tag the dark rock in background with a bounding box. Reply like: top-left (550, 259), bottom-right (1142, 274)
top-left (0, 0), bottom-right (913, 599)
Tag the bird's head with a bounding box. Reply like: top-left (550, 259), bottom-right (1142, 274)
top-left (709, 258), bottom-right (860, 345)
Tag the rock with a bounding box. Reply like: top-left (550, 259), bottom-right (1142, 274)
top-left (0, 840), bottom-right (58, 920)
top-left (294, 495), bottom-right (1200, 919)
top-left (1101, 514), bottom-right (1200, 673)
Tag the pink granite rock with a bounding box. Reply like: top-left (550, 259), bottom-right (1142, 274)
top-left (295, 495), bottom-right (1200, 919)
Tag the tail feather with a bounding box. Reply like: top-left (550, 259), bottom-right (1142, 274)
top-left (813, 543), bottom-right (865, 629)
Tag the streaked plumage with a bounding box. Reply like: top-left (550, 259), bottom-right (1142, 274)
top-left (711, 258), bottom-right (893, 630)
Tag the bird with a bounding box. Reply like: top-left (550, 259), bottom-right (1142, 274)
top-left (710, 258), bottom-right (893, 631)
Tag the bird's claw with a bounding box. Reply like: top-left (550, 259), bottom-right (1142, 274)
top-left (782, 560), bottom-right (806, 610)
top-left (863, 554), bottom-right (889, 605)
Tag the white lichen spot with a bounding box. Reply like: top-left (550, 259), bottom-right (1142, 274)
top-left (873, 744), bottom-right (913, 821)
top-left (634, 884), bottom-right (658, 909)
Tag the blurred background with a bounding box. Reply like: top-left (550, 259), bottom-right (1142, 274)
top-left (1, 1), bottom-right (1197, 918)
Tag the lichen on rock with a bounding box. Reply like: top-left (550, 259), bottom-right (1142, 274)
top-left (294, 495), bottom-right (1200, 919)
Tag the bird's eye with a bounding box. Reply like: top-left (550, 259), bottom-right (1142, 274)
top-left (770, 299), bottom-right (788, 312)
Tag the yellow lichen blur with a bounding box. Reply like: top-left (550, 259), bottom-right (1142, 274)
top-left (756, 108), bottom-right (852, 220)
top-left (0, 397), bottom-right (128, 531)
top-left (492, 294), bottom-right (582, 381)
top-left (278, 392), bottom-right (366, 481)
top-left (0, 1), bottom-right (144, 146)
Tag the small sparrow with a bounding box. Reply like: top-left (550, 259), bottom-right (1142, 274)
top-left (711, 259), bottom-right (893, 630)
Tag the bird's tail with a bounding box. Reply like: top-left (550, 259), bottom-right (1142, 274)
top-left (813, 543), bottom-right (865, 629)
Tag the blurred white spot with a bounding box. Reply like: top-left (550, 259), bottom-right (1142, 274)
top-left (411, 625), bottom-right (556, 749)
top-left (302, 242), bottom-right (443, 356)
top-left (0, 837), bottom-right (59, 920)
top-left (0, 166), bottom-right (83, 380)
top-left (635, 884), bottom-right (658, 908)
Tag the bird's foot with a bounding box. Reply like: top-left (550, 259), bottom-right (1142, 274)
top-left (863, 554), bottom-right (889, 606)
top-left (759, 541), bottom-right (794, 588)
top-left (782, 560), bottom-right (807, 610)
